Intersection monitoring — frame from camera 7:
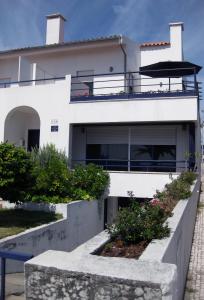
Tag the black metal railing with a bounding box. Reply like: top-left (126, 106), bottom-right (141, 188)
top-left (71, 69), bottom-right (201, 101)
top-left (72, 159), bottom-right (192, 172)
top-left (0, 250), bottom-right (33, 300)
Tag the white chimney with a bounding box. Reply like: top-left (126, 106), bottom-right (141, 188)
top-left (46, 13), bottom-right (66, 45)
top-left (169, 22), bottom-right (184, 61)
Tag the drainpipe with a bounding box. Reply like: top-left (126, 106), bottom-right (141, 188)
top-left (119, 35), bottom-right (127, 92)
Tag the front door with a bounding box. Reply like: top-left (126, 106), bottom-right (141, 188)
top-left (27, 129), bottom-right (40, 151)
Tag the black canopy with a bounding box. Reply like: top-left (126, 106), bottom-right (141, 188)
top-left (139, 61), bottom-right (202, 78)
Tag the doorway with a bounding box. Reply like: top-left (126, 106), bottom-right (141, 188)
top-left (27, 129), bottom-right (40, 151)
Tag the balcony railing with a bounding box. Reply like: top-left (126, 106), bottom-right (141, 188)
top-left (71, 70), bottom-right (201, 102)
top-left (72, 159), bottom-right (194, 172)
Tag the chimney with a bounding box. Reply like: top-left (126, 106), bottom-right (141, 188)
top-left (46, 13), bottom-right (66, 45)
top-left (169, 22), bottom-right (184, 60)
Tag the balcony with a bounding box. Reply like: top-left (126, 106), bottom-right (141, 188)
top-left (70, 69), bottom-right (201, 102)
top-left (72, 159), bottom-right (192, 172)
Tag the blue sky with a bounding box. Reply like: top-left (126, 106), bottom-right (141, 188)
top-left (0, 0), bottom-right (203, 111)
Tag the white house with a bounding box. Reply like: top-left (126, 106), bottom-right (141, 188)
top-left (0, 14), bottom-right (201, 214)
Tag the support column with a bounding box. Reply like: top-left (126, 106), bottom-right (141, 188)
top-left (32, 63), bottom-right (37, 86)
top-left (107, 197), bottom-right (118, 225)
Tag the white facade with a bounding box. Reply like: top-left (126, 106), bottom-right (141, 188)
top-left (0, 15), bottom-right (201, 199)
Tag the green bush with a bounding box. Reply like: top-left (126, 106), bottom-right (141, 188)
top-left (0, 143), bottom-right (109, 204)
top-left (30, 144), bottom-right (71, 202)
top-left (108, 171), bottom-right (197, 245)
top-left (154, 171), bottom-right (197, 202)
top-left (0, 143), bottom-right (35, 203)
top-left (165, 179), bottom-right (191, 200)
top-left (69, 163), bottom-right (109, 200)
top-left (30, 146), bottom-right (109, 203)
top-left (179, 171), bottom-right (197, 186)
top-left (108, 200), bottom-right (170, 244)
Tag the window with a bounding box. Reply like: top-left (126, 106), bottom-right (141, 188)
top-left (130, 145), bottom-right (176, 172)
top-left (85, 143), bottom-right (176, 172)
top-left (86, 144), bottom-right (128, 171)
top-left (77, 70), bottom-right (94, 96)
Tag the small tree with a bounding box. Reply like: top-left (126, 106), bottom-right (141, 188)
top-left (30, 144), bottom-right (70, 202)
top-left (0, 143), bottom-right (35, 203)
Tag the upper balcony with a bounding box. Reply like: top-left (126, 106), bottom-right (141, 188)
top-left (68, 64), bottom-right (201, 123)
top-left (70, 67), bottom-right (201, 103)
top-left (0, 59), bottom-right (201, 124)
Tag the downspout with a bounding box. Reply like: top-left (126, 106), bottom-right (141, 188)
top-left (119, 35), bottom-right (127, 74)
top-left (119, 35), bottom-right (127, 93)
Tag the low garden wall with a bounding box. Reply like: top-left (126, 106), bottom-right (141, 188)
top-left (25, 179), bottom-right (200, 300)
top-left (140, 179), bottom-right (200, 300)
top-left (0, 199), bottom-right (104, 273)
top-left (0, 201), bottom-right (69, 218)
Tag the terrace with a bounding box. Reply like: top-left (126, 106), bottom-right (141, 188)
top-left (70, 63), bottom-right (202, 102)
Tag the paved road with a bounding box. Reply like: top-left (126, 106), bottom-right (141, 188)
top-left (184, 172), bottom-right (204, 299)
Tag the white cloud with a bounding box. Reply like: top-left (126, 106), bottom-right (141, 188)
top-left (109, 0), bottom-right (153, 40)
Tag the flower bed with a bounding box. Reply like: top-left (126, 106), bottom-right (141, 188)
top-left (100, 171), bottom-right (197, 259)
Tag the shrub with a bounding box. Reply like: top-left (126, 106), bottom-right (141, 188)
top-left (69, 163), bottom-right (109, 200)
top-left (165, 179), bottom-right (191, 200)
top-left (154, 171), bottom-right (197, 213)
top-left (0, 143), bottom-right (35, 203)
top-left (30, 147), bottom-right (109, 203)
top-left (0, 143), bottom-right (109, 204)
top-left (108, 200), bottom-right (170, 244)
top-left (30, 144), bottom-right (71, 202)
top-left (179, 171), bottom-right (197, 186)
top-left (108, 171), bottom-right (197, 245)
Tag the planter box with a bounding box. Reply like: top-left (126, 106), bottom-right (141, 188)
top-left (25, 180), bottom-right (200, 300)
top-left (0, 199), bottom-right (104, 273)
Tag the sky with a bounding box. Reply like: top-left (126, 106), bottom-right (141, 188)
top-left (0, 0), bottom-right (203, 112)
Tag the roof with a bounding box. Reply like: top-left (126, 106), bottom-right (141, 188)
top-left (0, 35), bottom-right (121, 57)
top-left (140, 41), bottom-right (170, 48)
top-left (0, 34), bottom-right (171, 57)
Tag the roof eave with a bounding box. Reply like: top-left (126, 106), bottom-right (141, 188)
top-left (0, 35), bottom-right (123, 58)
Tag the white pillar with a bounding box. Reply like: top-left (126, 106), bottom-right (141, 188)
top-left (107, 197), bottom-right (118, 225)
top-left (32, 63), bottom-right (37, 86)
top-left (169, 22), bottom-right (184, 61)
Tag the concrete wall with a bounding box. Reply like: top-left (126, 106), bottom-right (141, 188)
top-left (0, 75), bottom-right (198, 153)
top-left (4, 106), bottom-right (40, 148)
top-left (109, 172), bottom-right (179, 198)
top-left (0, 199), bottom-right (104, 273)
top-left (140, 23), bottom-right (184, 93)
top-left (0, 201), bottom-right (69, 218)
top-left (25, 231), bottom-right (177, 300)
top-left (0, 57), bottom-right (19, 82)
top-left (140, 179), bottom-right (200, 300)
top-left (30, 46), bottom-right (125, 78)
top-left (25, 179), bottom-right (200, 300)
top-left (69, 96), bottom-right (198, 123)
top-left (0, 77), bottom-right (70, 154)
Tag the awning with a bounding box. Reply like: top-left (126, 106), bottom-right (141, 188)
top-left (139, 61), bottom-right (202, 78)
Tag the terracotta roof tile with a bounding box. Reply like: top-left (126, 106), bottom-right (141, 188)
top-left (140, 41), bottom-right (170, 48)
